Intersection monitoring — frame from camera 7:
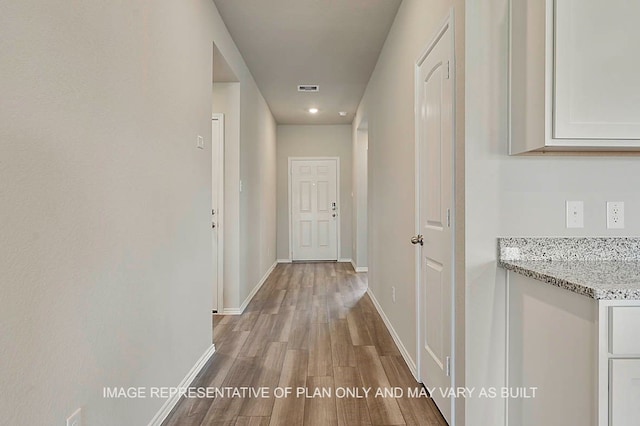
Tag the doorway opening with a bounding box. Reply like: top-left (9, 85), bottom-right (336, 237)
top-left (353, 121), bottom-right (369, 272)
top-left (212, 42), bottom-right (239, 316)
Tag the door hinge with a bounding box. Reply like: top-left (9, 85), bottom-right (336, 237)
top-left (445, 61), bottom-right (450, 79)
top-left (446, 208), bottom-right (451, 227)
top-left (445, 356), bottom-right (451, 376)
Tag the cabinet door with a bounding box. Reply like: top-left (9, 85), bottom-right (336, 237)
top-left (553, 0), bottom-right (640, 140)
top-left (610, 359), bottom-right (640, 426)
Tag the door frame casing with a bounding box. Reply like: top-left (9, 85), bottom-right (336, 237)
top-left (212, 113), bottom-right (225, 312)
top-left (414, 8), bottom-right (457, 423)
top-left (288, 157), bottom-right (341, 262)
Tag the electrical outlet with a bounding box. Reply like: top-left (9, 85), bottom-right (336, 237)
top-left (392, 286), bottom-right (396, 303)
top-left (67, 408), bottom-right (82, 426)
top-left (607, 202), bottom-right (625, 229)
top-left (566, 201), bottom-right (584, 228)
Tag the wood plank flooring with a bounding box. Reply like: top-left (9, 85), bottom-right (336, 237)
top-left (163, 262), bottom-right (447, 426)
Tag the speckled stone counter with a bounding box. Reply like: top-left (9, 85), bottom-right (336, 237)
top-left (498, 237), bottom-right (640, 300)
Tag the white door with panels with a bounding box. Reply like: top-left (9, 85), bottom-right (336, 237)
top-left (413, 14), bottom-right (455, 425)
top-left (211, 114), bottom-right (224, 313)
top-left (290, 158), bottom-right (339, 261)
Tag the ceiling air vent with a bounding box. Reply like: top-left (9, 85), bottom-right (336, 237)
top-left (298, 84), bottom-right (319, 92)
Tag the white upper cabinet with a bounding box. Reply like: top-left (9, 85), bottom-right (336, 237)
top-left (509, 0), bottom-right (640, 154)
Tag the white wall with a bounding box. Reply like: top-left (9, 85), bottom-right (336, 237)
top-left (239, 85), bottom-right (277, 306)
top-left (0, 0), bottom-right (276, 424)
top-left (354, 0), bottom-right (465, 422)
top-left (276, 125), bottom-right (353, 261)
top-left (465, 0), bottom-right (640, 424)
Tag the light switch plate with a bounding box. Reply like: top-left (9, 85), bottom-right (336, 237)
top-left (197, 135), bottom-right (204, 149)
top-left (566, 201), bottom-right (584, 228)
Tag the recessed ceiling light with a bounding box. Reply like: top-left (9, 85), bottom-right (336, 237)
top-left (308, 108), bottom-right (319, 114)
top-left (339, 111), bottom-right (347, 117)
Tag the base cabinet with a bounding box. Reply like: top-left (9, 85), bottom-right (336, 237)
top-left (600, 303), bottom-right (640, 425)
top-left (610, 360), bottom-right (640, 426)
top-left (508, 273), bottom-right (640, 425)
top-left (508, 273), bottom-right (597, 426)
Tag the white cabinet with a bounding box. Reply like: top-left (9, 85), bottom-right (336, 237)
top-left (599, 302), bottom-right (640, 425)
top-left (509, 0), bottom-right (640, 154)
top-left (610, 359), bottom-right (640, 426)
top-left (508, 273), bottom-right (598, 426)
top-left (507, 273), bottom-right (640, 425)
top-left (609, 307), bottom-right (640, 355)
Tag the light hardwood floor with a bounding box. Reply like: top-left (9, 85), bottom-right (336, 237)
top-left (163, 262), bottom-right (447, 426)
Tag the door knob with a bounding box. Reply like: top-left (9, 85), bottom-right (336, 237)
top-left (410, 235), bottom-right (423, 246)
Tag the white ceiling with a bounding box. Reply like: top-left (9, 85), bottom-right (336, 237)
top-left (212, 0), bottom-right (402, 124)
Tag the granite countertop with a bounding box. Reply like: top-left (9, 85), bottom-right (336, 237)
top-left (498, 237), bottom-right (640, 300)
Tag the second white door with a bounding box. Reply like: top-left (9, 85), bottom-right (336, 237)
top-left (416, 15), bottom-right (454, 425)
top-left (212, 114), bottom-right (224, 313)
top-left (290, 158), bottom-right (338, 261)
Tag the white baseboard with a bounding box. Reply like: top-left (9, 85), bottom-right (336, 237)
top-left (148, 343), bottom-right (216, 426)
top-left (366, 288), bottom-right (418, 379)
top-left (350, 259), bottom-right (368, 273)
top-left (338, 258), bottom-right (352, 263)
top-left (277, 258), bottom-right (292, 263)
top-left (222, 261), bottom-right (277, 315)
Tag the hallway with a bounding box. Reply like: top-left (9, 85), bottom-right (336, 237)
top-left (164, 262), bottom-right (447, 425)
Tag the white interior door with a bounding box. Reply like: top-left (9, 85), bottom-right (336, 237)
top-left (290, 158), bottom-right (338, 261)
top-left (415, 16), bottom-right (454, 425)
top-left (212, 114), bottom-right (224, 313)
